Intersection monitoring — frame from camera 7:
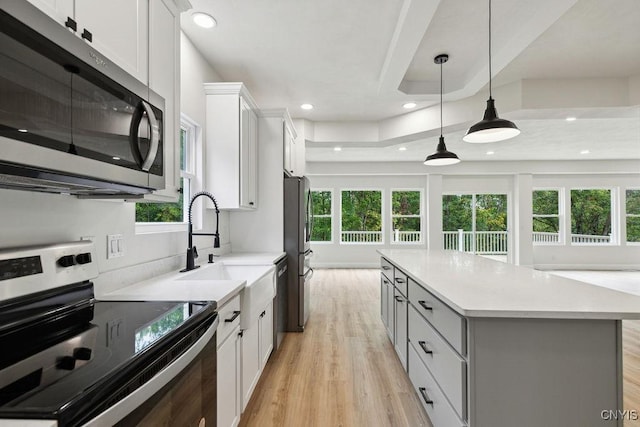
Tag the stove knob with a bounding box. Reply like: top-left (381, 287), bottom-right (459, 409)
top-left (73, 347), bottom-right (92, 361)
top-left (75, 252), bottom-right (92, 265)
top-left (57, 356), bottom-right (76, 370)
top-left (57, 255), bottom-right (76, 268)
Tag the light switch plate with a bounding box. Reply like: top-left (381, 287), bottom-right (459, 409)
top-left (107, 234), bottom-right (124, 259)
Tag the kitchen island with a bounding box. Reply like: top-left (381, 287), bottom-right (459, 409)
top-left (379, 249), bottom-right (640, 427)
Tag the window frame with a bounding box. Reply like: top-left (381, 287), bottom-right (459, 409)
top-left (532, 188), bottom-right (563, 246)
top-left (135, 114), bottom-right (201, 234)
top-left (310, 189), bottom-right (334, 244)
top-left (625, 188), bottom-right (640, 245)
top-left (390, 188), bottom-right (423, 245)
top-left (339, 188), bottom-right (384, 245)
top-left (569, 187), bottom-right (615, 246)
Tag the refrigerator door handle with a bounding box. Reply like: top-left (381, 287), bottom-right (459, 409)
top-left (304, 268), bottom-right (314, 281)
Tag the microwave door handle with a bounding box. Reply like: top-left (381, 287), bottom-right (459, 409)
top-left (140, 101), bottom-right (160, 172)
top-left (129, 101), bottom-right (145, 167)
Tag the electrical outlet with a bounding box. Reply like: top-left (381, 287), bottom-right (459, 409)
top-left (107, 234), bottom-right (124, 259)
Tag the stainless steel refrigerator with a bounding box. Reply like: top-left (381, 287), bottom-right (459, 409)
top-left (284, 175), bottom-right (313, 332)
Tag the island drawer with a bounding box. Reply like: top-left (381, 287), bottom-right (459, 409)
top-left (217, 293), bottom-right (241, 346)
top-left (380, 257), bottom-right (393, 281)
top-left (409, 305), bottom-right (466, 420)
top-left (408, 343), bottom-right (466, 427)
top-left (393, 267), bottom-right (408, 297)
top-left (408, 278), bottom-right (466, 356)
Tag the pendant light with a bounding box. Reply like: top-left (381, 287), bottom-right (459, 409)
top-left (463, 0), bottom-right (520, 143)
top-left (424, 54), bottom-right (460, 166)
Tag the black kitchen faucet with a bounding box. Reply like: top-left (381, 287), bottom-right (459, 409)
top-left (181, 191), bottom-right (220, 272)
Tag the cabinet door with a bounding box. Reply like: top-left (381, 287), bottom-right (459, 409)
top-left (245, 107), bottom-right (258, 208)
top-left (259, 301), bottom-right (274, 368)
top-left (140, 0), bottom-right (180, 202)
top-left (218, 327), bottom-right (241, 427)
top-left (386, 282), bottom-right (395, 342)
top-left (394, 289), bottom-right (408, 370)
top-left (26, 0), bottom-right (74, 26)
top-left (241, 320), bottom-right (260, 411)
top-left (75, 0), bottom-right (149, 84)
top-left (239, 97), bottom-right (251, 208)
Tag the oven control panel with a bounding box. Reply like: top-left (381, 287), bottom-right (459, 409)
top-left (0, 241), bottom-right (98, 302)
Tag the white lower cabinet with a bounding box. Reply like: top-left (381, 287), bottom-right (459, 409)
top-left (217, 294), bottom-right (242, 427)
top-left (241, 299), bottom-right (274, 411)
top-left (217, 325), bottom-right (241, 427)
top-left (393, 288), bottom-right (408, 370)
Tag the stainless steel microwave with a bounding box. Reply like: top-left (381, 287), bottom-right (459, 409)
top-left (0, 1), bottom-right (165, 197)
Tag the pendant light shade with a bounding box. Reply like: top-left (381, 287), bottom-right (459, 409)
top-left (424, 54), bottom-right (460, 166)
top-left (463, 0), bottom-right (519, 143)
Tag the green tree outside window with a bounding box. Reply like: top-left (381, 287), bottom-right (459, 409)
top-left (311, 190), bottom-right (332, 242)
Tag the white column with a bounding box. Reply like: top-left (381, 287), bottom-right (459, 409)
top-left (426, 174), bottom-right (443, 250)
top-left (513, 174), bottom-right (534, 266)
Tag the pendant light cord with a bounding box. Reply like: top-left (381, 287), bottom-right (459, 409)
top-left (488, 0), bottom-right (492, 99)
top-left (440, 59), bottom-right (443, 137)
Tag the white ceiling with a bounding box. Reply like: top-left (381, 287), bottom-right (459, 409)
top-left (180, 0), bottom-right (640, 163)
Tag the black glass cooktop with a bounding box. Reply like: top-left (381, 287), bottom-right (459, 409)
top-left (0, 282), bottom-right (216, 426)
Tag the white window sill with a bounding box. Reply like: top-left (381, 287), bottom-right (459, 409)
top-left (135, 222), bottom-right (188, 235)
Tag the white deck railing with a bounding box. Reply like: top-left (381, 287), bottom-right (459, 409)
top-left (393, 230), bottom-right (421, 243)
top-left (571, 233), bottom-right (611, 244)
top-left (341, 231), bottom-right (382, 243)
top-left (532, 232), bottom-right (559, 243)
top-left (443, 230), bottom-right (508, 254)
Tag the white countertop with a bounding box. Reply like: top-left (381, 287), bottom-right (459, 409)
top-left (213, 252), bottom-right (286, 265)
top-left (97, 252), bottom-right (284, 307)
top-left (378, 249), bottom-right (640, 320)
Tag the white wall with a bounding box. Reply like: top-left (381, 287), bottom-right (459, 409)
top-left (0, 32), bottom-right (228, 292)
top-left (308, 162), bottom-right (640, 270)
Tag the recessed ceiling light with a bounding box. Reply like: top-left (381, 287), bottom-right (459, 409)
top-left (301, 104), bottom-right (314, 110)
top-left (566, 117), bottom-right (577, 122)
top-left (334, 146), bottom-right (342, 152)
top-left (403, 102), bottom-right (416, 109)
top-left (580, 149), bottom-right (590, 155)
top-left (192, 12), bottom-right (216, 29)
top-left (486, 151), bottom-right (495, 155)
top-left (112, 156), bottom-right (121, 160)
top-left (17, 129), bottom-right (28, 133)
top-left (398, 147), bottom-right (407, 151)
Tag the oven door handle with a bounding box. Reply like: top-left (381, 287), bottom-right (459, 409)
top-left (129, 100), bottom-right (160, 172)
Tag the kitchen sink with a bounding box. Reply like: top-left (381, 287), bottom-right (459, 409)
top-left (178, 263), bottom-right (276, 329)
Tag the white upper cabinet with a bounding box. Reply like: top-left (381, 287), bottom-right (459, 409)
top-left (142, 0), bottom-right (181, 202)
top-left (27, 0), bottom-right (149, 84)
top-left (204, 83), bottom-right (259, 210)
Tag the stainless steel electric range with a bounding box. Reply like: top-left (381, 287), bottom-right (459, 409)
top-left (0, 241), bottom-right (218, 426)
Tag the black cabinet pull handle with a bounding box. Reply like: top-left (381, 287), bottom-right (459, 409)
top-left (395, 296), bottom-right (404, 303)
top-left (395, 277), bottom-right (405, 283)
top-left (238, 330), bottom-right (244, 338)
top-left (382, 265), bottom-right (391, 270)
top-left (418, 340), bottom-right (433, 355)
top-left (249, 201), bottom-right (254, 205)
top-left (382, 279), bottom-right (389, 284)
top-left (418, 300), bottom-right (433, 311)
top-left (65, 17), bottom-right (77, 32)
top-left (81, 29), bottom-right (92, 42)
top-left (260, 310), bottom-right (266, 318)
top-left (225, 310), bottom-right (241, 323)
top-left (418, 387), bottom-right (434, 405)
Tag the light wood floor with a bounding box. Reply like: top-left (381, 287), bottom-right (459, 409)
top-left (238, 269), bottom-right (640, 427)
top-left (239, 269), bottom-right (431, 427)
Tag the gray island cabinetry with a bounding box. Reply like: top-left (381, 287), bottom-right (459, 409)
top-left (379, 249), bottom-right (640, 427)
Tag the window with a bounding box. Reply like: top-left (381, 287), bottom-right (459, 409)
top-left (340, 190), bottom-right (382, 243)
top-left (135, 122), bottom-right (196, 223)
top-left (391, 190), bottom-right (422, 243)
top-left (311, 190), bottom-right (332, 242)
top-left (627, 189), bottom-right (640, 243)
top-left (532, 190), bottom-right (560, 244)
top-left (570, 189), bottom-right (612, 244)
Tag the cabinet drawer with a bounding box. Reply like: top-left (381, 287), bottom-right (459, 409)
top-left (408, 344), bottom-right (466, 427)
top-left (217, 294), bottom-right (241, 347)
top-left (380, 257), bottom-right (393, 281)
top-left (393, 267), bottom-right (408, 297)
top-left (408, 278), bottom-right (466, 355)
top-left (409, 305), bottom-right (466, 420)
